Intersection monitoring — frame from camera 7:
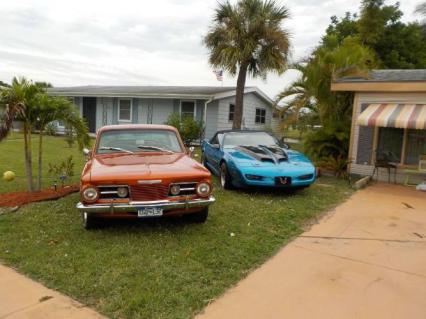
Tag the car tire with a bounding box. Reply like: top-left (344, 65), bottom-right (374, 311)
top-left (185, 208), bottom-right (209, 223)
top-left (83, 212), bottom-right (99, 230)
top-left (220, 162), bottom-right (233, 189)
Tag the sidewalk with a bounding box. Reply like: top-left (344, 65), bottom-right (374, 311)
top-left (196, 184), bottom-right (426, 319)
top-left (0, 264), bottom-right (106, 319)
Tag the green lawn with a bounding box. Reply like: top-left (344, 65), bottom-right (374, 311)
top-left (0, 178), bottom-right (352, 319)
top-left (0, 133), bottom-right (353, 319)
top-left (0, 132), bottom-right (88, 193)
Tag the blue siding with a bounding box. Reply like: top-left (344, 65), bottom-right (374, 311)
top-left (112, 98), bottom-right (118, 124)
top-left (132, 98), bottom-right (139, 123)
top-left (173, 99), bottom-right (179, 113)
top-left (196, 100), bottom-right (204, 123)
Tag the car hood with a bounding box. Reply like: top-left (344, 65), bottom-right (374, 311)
top-left (225, 146), bottom-right (314, 168)
top-left (88, 153), bottom-right (210, 183)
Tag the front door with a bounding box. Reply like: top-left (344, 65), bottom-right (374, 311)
top-left (82, 97), bottom-right (97, 133)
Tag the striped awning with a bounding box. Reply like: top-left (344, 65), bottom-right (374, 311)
top-left (357, 103), bottom-right (426, 129)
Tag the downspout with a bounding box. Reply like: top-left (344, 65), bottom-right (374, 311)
top-left (203, 97), bottom-right (213, 140)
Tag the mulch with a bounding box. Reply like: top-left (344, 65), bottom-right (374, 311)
top-left (0, 185), bottom-right (79, 207)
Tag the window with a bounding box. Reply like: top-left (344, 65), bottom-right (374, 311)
top-left (229, 104), bottom-right (235, 122)
top-left (97, 129), bottom-right (183, 154)
top-left (377, 127), bottom-right (404, 163)
top-left (255, 108), bottom-right (266, 124)
top-left (375, 127), bottom-right (426, 166)
top-left (118, 99), bottom-right (132, 122)
top-left (181, 101), bottom-right (195, 119)
top-left (405, 129), bottom-right (426, 165)
top-left (210, 133), bottom-right (223, 146)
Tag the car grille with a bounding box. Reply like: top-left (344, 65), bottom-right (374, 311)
top-left (130, 184), bottom-right (170, 201)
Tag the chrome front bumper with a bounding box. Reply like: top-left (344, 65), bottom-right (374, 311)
top-left (76, 197), bottom-right (215, 214)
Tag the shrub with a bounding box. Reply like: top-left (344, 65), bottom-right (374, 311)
top-left (165, 113), bottom-right (203, 146)
top-left (303, 125), bottom-right (350, 177)
top-left (47, 155), bottom-right (75, 187)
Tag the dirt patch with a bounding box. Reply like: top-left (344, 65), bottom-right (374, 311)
top-left (0, 185), bottom-right (79, 207)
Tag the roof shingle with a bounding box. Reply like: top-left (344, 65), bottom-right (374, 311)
top-left (335, 69), bottom-right (426, 83)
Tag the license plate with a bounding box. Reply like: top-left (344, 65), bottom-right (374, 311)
top-left (275, 176), bottom-right (292, 186)
top-left (137, 207), bottom-right (163, 217)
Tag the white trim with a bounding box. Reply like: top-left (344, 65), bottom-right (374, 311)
top-left (179, 100), bottom-right (196, 119)
top-left (213, 87), bottom-right (274, 106)
top-left (118, 98), bottom-right (133, 122)
top-left (47, 87), bottom-right (274, 105)
top-left (254, 107), bottom-right (266, 125)
top-left (50, 92), bottom-right (214, 100)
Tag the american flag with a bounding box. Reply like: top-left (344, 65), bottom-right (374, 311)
top-left (213, 70), bottom-right (223, 81)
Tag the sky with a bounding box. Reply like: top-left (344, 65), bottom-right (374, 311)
top-left (0, 0), bottom-right (422, 99)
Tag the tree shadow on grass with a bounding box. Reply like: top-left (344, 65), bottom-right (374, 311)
top-left (93, 214), bottom-right (203, 232)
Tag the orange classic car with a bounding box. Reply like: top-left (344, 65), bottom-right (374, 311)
top-left (77, 124), bottom-right (215, 229)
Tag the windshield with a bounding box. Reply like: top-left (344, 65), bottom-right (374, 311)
top-left (97, 129), bottom-right (183, 154)
top-left (223, 132), bottom-right (278, 147)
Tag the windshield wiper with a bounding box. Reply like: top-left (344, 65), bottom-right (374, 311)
top-left (137, 145), bottom-right (174, 153)
top-left (98, 146), bottom-right (134, 154)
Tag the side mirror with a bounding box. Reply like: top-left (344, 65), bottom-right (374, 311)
top-left (211, 144), bottom-right (220, 149)
top-left (188, 146), bottom-right (195, 157)
top-left (279, 137), bottom-right (290, 149)
top-left (83, 148), bottom-right (92, 160)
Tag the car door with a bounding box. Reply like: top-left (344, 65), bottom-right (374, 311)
top-left (203, 133), bottom-right (223, 173)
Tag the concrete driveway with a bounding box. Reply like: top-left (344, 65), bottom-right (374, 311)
top-left (197, 184), bottom-right (426, 319)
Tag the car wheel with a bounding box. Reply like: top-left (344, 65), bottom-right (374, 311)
top-left (82, 212), bottom-right (99, 230)
top-left (185, 208), bottom-right (209, 223)
top-left (220, 162), bottom-right (233, 189)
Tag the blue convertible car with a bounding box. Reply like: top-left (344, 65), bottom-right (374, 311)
top-left (201, 130), bottom-right (316, 189)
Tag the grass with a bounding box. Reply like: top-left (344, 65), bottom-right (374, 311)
top-left (0, 132), bottom-right (88, 193)
top-left (0, 177), bottom-right (353, 319)
top-left (0, 133), bottom-right (354, 318)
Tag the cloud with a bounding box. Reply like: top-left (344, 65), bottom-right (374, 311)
top-left (0, 0), bottom-right (420, 99)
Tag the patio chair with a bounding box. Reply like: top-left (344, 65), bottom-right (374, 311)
top-left (372, 151), bottom-right (398, 183)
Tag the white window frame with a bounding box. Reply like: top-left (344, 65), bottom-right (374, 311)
top-left (228, 103), bottom-right (235, 122)
top-left (180, 100), bottom-right (197, 119)
top-left (255, 108), bottom-right (266, 125)
top-left (118, 98), bottom-right (133, 122)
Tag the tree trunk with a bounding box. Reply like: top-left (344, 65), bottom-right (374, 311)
top-left (37, 129), bottom-right (43, 191)
top-left (232, 62), bottom-right (249, 130)
top-left (23, 123), bottom-right (33, 192)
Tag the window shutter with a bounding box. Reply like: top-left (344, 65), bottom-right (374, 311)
top-left (356, 104), bottom-right (374, 165)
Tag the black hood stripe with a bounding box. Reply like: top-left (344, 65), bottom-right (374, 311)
top-left (235, 146), bottom-right (287, 164)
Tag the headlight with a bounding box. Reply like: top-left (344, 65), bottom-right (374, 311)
top-left (196, 182), bottom-right (211, 197)
top-left (82, 186), bottom-right (99, 203)
top-left (170, 184), bottom-right (181, 196)
top-left (117, 187), bottom-right (129, 198)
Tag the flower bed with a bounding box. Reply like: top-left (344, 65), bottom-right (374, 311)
top-left (0, 185), bottom-right (79, 207)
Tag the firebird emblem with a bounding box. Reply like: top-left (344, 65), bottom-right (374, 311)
top-left (279, 177), bottom-right (289, 185)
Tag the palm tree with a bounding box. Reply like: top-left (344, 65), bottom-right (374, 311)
top-left (204, 0), bottom-right (290, 129)
top-left (34, 95), bottom-right (90, 190)
top-left (1, 78), bottom-right (90, 191)
top-left (0, 78), bottom-right (42, 191)
top-left (275, 38), bottom-right (375, 128)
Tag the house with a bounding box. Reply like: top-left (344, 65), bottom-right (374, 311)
top-left (331, 69), bottom-right (426, 184)
top-left (47, 86), bottom-right (278, 139)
